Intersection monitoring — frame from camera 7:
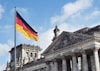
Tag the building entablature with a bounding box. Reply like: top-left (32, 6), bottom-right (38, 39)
top-left (44, 38), bottom-right (100, 61)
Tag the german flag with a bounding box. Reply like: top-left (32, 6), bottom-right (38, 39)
top-left (16, 11), bottom-right (38, 41)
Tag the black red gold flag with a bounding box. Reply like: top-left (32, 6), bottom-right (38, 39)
top-left (16, 11), bottom-right (38, 41)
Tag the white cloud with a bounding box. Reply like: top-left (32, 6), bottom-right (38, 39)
top-left (0, 64), bottom-right (6, 71)
top-left (0, 40), bottom-right (13, 56)
top-left (51, 0), bottom-right (92, 25)
top-left (0, 5), bottom-right (5, 20)
top-left (7, 40), bottom-right (14, 47)
top-left (0, 44), bottom-right (10, 56)
top-left (34, 28), bottom-right (53, 51)
top-left (0, 40), bottom-right (14, 71)
top-left (0, 40), bottom-right (13, 70)
top-left (0, 25), bottom-right (13, 33)
top-left (85, 10), bottom-right (100, 20)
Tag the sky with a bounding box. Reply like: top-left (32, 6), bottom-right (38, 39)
top-left (0, 0), bottom-right (100, 70)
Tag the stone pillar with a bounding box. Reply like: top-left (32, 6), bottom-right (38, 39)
top-left (54, 61), bottom-right (58, 71)
top-left (50, 62), bottom-right (54, 71)
top-left (46, 62), bottom-right (50, 71)
top-left (43, 67), bottom-right (46, 71)
top-left (62, 58), bottom-right (67, 71)
top-left (46, 66), bottom-right (49, 71)
top-left (90, 54), bottom-right (95, 71)
top-left (82, 51), bottom-right (88, 71)
top-left (72, 55), bottom-right (78, 71)
top-left (37, 69), bottom-right (40, 71)
top-left (94, 48), bottom-right (100, 71)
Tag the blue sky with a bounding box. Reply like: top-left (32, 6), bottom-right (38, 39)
top-left (0, 0), bottom-right (100, 70)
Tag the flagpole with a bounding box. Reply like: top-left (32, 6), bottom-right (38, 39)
top-left (14, 7), bottom-right (17, 71)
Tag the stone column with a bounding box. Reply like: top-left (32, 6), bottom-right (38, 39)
top-left (37, 69), bottom-right (40, 71)
top-left (72, 54), bottom-right (78, 71)
top-left (46, 66), bottom-right (49, 71)
top-left (54, 61), bottom-right (58, 71)
top-left (82, 51), bottom-right (88, 71)
top-left (90, 54), bottom-right (95, 71)
top-left (94, 48), bottom-right (100, 71)
top-left (50, 62), bottom-right (54, 71)
top-left (46, 62), bottom-right (50, 71)
top-left (62, 58), bottom-right (67, 71)
top-left (44, 68), bottom-right (46, 71)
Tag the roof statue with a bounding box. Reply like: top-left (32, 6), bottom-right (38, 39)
top-left (52, 26), bottom-right (60, 41)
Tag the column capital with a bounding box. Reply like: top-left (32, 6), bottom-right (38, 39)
top-left (94, 47), bottom-right (99, 51)
top-left (81, 50), bottom-right (86, 54)
top-left (61, 56), bottom-right (66, 59)
top-left (53, 59), bottom-right (57, 62)
top-left (63, 51), bottom-right (72, 56)
top-left (79, 49), bottom-right (87, 54)
top-left (69, 49), bottom-right (74, 56)
top-left (51, 58), bottom-right (58, 62)
top-left (91, 46), bottom-right (99, 51)
top-left (71, 53), bottom-right (76, 56)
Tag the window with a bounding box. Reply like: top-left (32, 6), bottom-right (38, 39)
top-left (35, 53), bottom-right (37, 58)
top-left (30, 53), bottom-right (33, 57)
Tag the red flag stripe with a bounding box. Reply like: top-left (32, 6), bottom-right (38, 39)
top-left (16, 17), bottom-right (38, 36)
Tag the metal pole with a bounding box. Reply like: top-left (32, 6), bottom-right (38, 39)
top-left (14, 7), bottom-right (16, 71)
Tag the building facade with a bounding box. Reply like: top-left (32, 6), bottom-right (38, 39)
top-left (5, 25), bottom-right (100, 71)
top-left (5, 44), bottom-right (41, 71)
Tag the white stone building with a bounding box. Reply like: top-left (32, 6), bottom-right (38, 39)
top-left (5, 44), bottom-right (41, 71)
top-left (5, 25), bottom-right (100, 71)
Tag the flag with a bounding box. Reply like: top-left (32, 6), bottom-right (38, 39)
top-left (16, 11), bottom-right (38, 41)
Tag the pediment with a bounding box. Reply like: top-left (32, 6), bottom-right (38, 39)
top-left (43, 31), bottom-right (93, 55)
